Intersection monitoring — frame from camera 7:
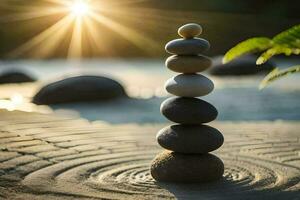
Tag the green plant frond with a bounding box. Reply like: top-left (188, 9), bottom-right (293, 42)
top-left (223, 37), bottom-right (273, 64)
top-left (259, 65), bottom-right (300, 89)
top-left (273, 24), bottom-right (300, 48)
top-left (256, 46), bottom-right (300, 65)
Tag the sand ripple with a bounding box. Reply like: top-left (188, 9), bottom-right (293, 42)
top-left (0, 111), bottom-right (299, 199)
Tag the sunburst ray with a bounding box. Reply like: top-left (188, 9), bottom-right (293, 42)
top-left (3, 0), bottom-right (183, 59)
top-left (9, 15), bottom-right (74, 58)
top-left (89, 12), bottom-right (159, 54)
top-left (68, 16), bottom-right (84, 58)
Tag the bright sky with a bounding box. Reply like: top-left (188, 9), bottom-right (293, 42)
top-left (5, 0), bottom-right (159, 59)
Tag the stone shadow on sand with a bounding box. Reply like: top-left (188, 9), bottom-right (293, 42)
top-left (50, 97), bottom-right (166, 124)
top-left (155, 178), bottom-right (300, 200)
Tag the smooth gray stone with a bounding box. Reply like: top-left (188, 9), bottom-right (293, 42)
top-left (165, 74), bottom-right (214, 97)
top-left (209, 55), bottom-right (275, 76)
top-left (178, 23), bottom-right (202, 38)
top-left (165, 38), bottom-right (210, 55)
top-left (33, 76), bottom-right (127, 105)
top-left (166, 55), bottom-right (212, 73)
top-left (151, 151), bottom-right (224, 183)
top-left (157, 125), bottom-right (224, 153)
top-left (161, 97), bottom-right (218, 124)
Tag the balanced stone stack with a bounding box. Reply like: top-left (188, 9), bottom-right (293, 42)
top-left (150, 23), bottom-right (224, 183)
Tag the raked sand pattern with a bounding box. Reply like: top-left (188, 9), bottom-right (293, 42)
top-left (0, 110), bottom-right (299, 199)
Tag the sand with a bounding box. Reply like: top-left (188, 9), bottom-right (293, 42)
top-left (0, 109), bottom-right (299, 200)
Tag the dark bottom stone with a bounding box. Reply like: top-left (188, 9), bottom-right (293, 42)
top-left (151, 151), bottom-right (224, 183)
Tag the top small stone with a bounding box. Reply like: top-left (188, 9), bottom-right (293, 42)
top-left (178, 23), bottom-right (202, 39)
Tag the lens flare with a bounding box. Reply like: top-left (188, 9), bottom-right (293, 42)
top-left (70, 0), bottom-right (90, 17)
top-left (6, 0), bottom-right (161, 59)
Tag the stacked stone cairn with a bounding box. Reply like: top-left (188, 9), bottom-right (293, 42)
top-left (151, 23), bottom-right (224, 183)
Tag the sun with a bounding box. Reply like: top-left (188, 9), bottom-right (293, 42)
top-left (70, 0), bottom-right (90, 17)
top-left (8, 0), bottom-right (160, 59)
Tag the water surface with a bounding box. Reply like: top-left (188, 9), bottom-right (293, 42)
top-left (0, 59), bottom-right (299, 123)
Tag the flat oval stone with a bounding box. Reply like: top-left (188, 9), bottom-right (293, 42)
top-left (165, 74), bottom-right (214, 97)
top-left (151, 151), bottom-right (224, 183)
top-left (178, 23), bottom-right (202, 38)
top-left (161, 97), bottom-right (218, 124)
top-left (32, 76), bottom-right (127, 105)
top-left (165, 38), bottom-right (210, 55)
top-left (157, 125), bottom-right (224, 153)
top-left (166, 55), bottom-right (212, 73)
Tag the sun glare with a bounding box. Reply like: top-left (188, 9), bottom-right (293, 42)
top-left (8, 0), bottom-right (160, 59)
top-left (70, 0), bottom-right (90, 17)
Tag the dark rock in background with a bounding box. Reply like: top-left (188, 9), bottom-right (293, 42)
top-left (0, 69), bottom-right (36, 84)
top-left (32, 76), bottom-right (127, 105)
top-left (209, 55), bottom-right (275, 76)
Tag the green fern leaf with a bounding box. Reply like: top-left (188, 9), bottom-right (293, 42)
top-left (273, 24), bottom-right (300, 48)
top-left (259, 65), bottom-right (300, 89)
top-left (223, 37), bottom-right (273, 64)
top-left (256, 46), bottom-right (300, 65)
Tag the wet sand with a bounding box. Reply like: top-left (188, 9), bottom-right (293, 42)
top-left (0, 109), bottom-right (299, 199)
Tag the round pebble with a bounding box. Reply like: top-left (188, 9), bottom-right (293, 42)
top-left (165, 38), bottom-right (210, 55)
top-left (178, 23), bottom-right (202, 38)
top-left (160, 97), bottom-right (218, 124)
top-left (166, 55), bottom-right (212, 73)
top-left (151, 151), bottom-right (224, 183)
top-left (165, 74), bottom-right (214, 97)
top-left (157, 125), bottom-right (224, 153)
